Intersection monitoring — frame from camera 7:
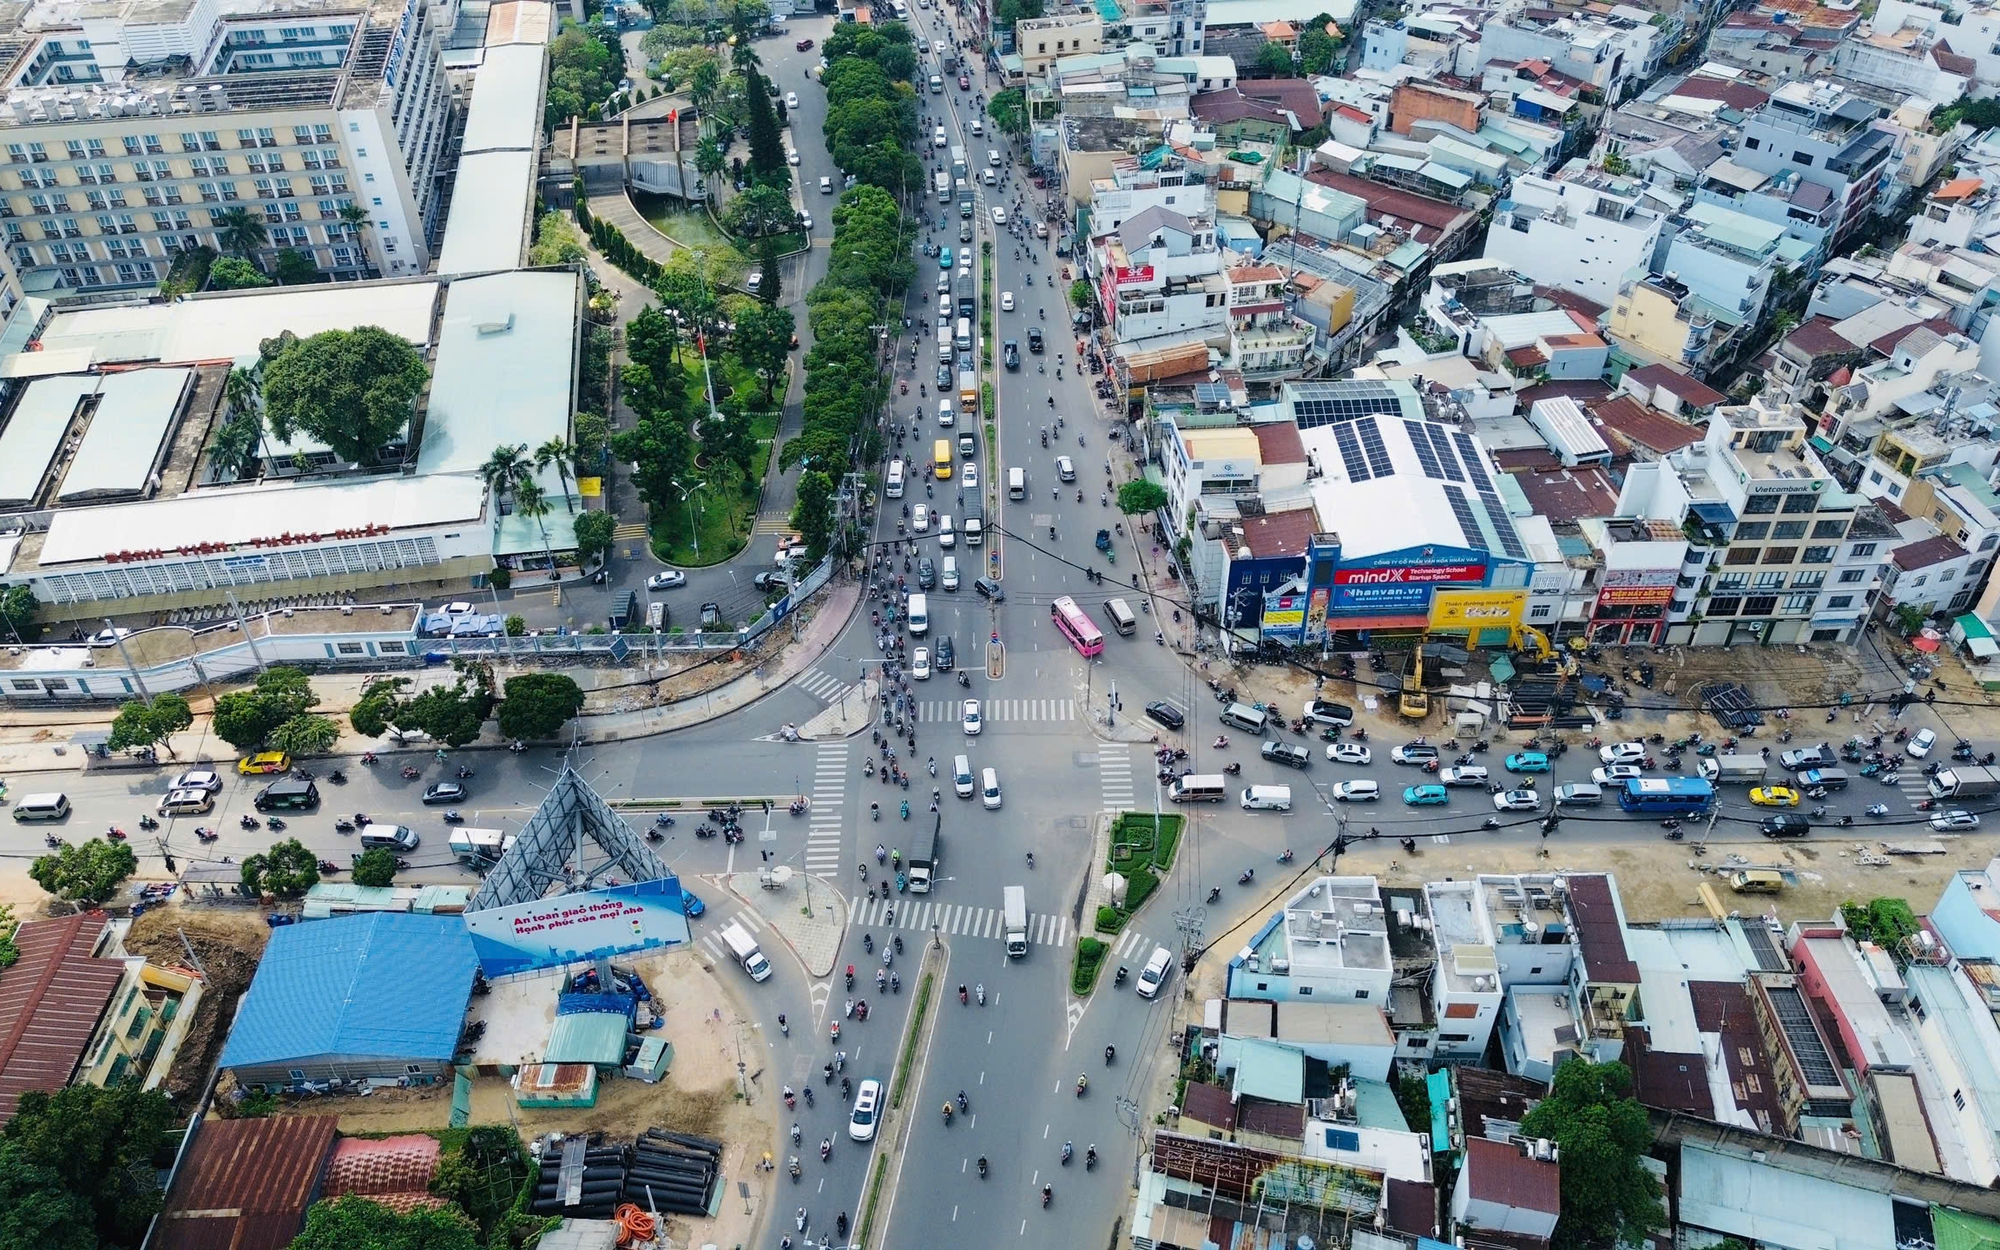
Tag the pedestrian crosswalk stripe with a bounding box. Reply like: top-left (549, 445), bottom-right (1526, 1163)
top-left (849, 895), bottom-right (1071, 948)
top-left (797, 667), bottom-right (854, 704)
top-left (612, 522), bottom-right (648, 541)
top-left (1099, 749), bottom-right (1135, 812)
top-left (917, 698), bottom-right (1074, 723)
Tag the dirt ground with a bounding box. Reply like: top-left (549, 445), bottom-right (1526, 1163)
top-left (287, 947), bottom-right (776, 1250)
top-left (119, 906), bottom-right (270, 1101)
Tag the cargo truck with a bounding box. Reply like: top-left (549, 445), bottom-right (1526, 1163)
top-left (934, 170), bottom-right (951, 202)
top-left (958, 368), bottom-right (978, 413)
top-left (908, 815), bottom-right (941, 893)
top-left (1003, 885), bottom-right (1028, 957)
top-left (962, 500), bottom-right (984, 546)
top-left (958, 180), bottom-right (973, 218)
top-left (1698, 753), bottom-right (1769, 784)
top-left (955, 273), bottom-right (975, 317)
top-left (448, 827), bottom-right (516, 869)
top-left (1930, 765), bottom-right (2000, 800)
top-left (950, 145), bottom-right (967, 183)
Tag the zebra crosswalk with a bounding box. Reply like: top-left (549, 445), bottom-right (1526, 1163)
top-left (1099, 748), bottom-right (1135, 811)
top-left (753, 513), bottom-right (794, 535)
top-left (914, 698), bottom-right (1075, 723)
top-left (697, 906), bottom-right (765, 964)
top-left (611, 522), bottom-right (648, 542)
top-left (796, 666), bottom-right (855, 705)
top-left (805, 743), bottom-right (848, 874)
top-left (1106, 926), bottom-right (1168, 964)
top-left (850, 894), bottom-right (1073, 949)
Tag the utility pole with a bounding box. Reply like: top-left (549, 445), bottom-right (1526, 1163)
top-left (108, 618), bottom-right (152, 707)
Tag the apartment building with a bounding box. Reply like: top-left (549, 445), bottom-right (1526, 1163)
top-left (1484, 170), bottom-right (1669, 310)
top-left (1608, 271), bottom-right (1734, 377)
top-left (0, 0), bottom-right (452, 292)
top-left (1872, 0), bottom-right (2000, 95)
top-left (1116, 0), bottom-right (1203, 56)
top-left (1660, 203), bottom-right (1786, 332)
top-left (1729, 81), bottom-right (1891, 247)
top-left (1011, 11), bottom-right (1103, 80)
top-left (1086, 204), bottom-right (1226, 346)
top-left (1476, 5), bottom-right (1661, 106)
top-left (1670, 395), bottom-right (1893, 644)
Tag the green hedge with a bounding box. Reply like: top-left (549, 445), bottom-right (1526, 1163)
top-left (1071, 936), bottom-right (1107, 994)
top-left (1097, 812), bottom-right (1183, 935)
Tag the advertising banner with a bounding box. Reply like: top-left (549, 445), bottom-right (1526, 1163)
top-left (1262, 591), bottom-right (1306, 639)
top-left (1333, 562), bottom-right (1486, 586)
top-left (1331, 582), bottom-right (1435, 614)
top-left (1597, 586), bottom-right (1675, 606)
top-left (1430, 589), bottom-right (1527, 629)
top-left (465, 879), bottom-right (692, 976)
top-left (1329, 553), bottom-right (1484, 614)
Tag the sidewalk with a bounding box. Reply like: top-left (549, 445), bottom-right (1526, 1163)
top-left (720, 869), bottom-right (849, 979)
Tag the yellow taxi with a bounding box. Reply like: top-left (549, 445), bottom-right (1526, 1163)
top-left (238, 751), bottom-right (292, 775)
top-left (1748, 785), bottom-right (1800, 808)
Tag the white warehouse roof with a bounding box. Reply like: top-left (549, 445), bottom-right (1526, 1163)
top-left (459, 42), bottom-right (549, 156)
top-left (0, 375), bottom-right (94, 506)
top-left (418, 270), bottom-right (580, 484)
top-left (57, 368), bottom-right (194, 500)
top-left (28, 280), bottom-right (442, 368)
top-left (437, 150), bottom-right (536, 276)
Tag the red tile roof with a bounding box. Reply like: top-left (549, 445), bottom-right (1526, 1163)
top-left (1386, 1178), bottom-right (1439, 1238)
top-left (1190, 89), bottom-right (1298, 129)
top-left (1625, 363), bottom-right (1726, 409)
top-left (1781, 316), bottom-right (1855, 359)
top-left (1625, 1026), bottom-right (1714, 1116)
top-left (1304, 168), bottom-right (1473, 244)
top-left (1934, 176), bottom-right (1986, 202)
top-left (1250, 420), bottom-right (1307, 465)
top-left (1689, 981), bottom-right (1787, 1134)
top-left (1509, 466), bottom-right (1621, 524)
top-left (1663, 75), bottom-right (1771, 111)
top-left (1568, 873), bottom-right (1640, 983)
top-left (0, 913), bottom-right (125, 1126)
top-left (1893, 534), bottom-right (1968, 570)
top-left (157, 1116), bottom-right (339, 1250)
top-left (1236, 507), bottom-right (1319, 558)
top-left (1240, 78), bottom-right (1325, 125)
top-left (1237, 1096), bottom-right (1307, 1140)
top-left (1590, 395), bottom-right (1705, 457)
top-left (1333, 104), bottom-right (1375, 124)
top-left (1534, 285), bottom-right (1609, 322)
top-left (325, 1134), bottom-right (441, 1197)
top-left (1508, 346), bottom-right (1549, 368)
top-left (1463, 1136), bottom-right (1562, 1215)
top-left (1934, 40), bottom-right (1976, 75)
top-left (1516, 380), bottom-right (1613, 410)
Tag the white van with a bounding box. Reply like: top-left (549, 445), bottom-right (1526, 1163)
top-left (937, 325), bottom-right (951, 356)
top-left (940, 556), bottom-right (959, 590)
top-left (938, 399), bottom-right (955, 427)
top-left (1008, 467), bottom-right (1026, 500)
top-left (1240, 785), bottom-right (1293, 812)
top-left (11, 792), bottom-right (70, 821)
top-left (1219, 702), bottom-right (1270, 734)
top-left (937, 293), bottom-right (951, 318)
top-left (646, 600), bottom-right (666, 629)
top-left (1168, 774), bottom-right (1227, 804)
top-left (929, 74), bottom-right (943, 92)
top-left (954, 754), bottom-right (975, 798)
top-left (159, 787), bottom-right (215, 816)
top-left (988, 148), bottom-right (1002, 167)
top-left (1136, 945), bottom-right (1173, 999)
top-left (954, 317), bottom-right (972, 352)
top-left (936, 514), bottom-right (955, 549)
top-left (981, 767), bottom-right (1002, 809)
top-left (1103, 598), bottom-right (1137, 636)
top-left (886, 459), bottom-right (906, 499)
top-left (720, 922), bottom-right (772, 982)
top-left (907, 592), bottom-right (930, 635)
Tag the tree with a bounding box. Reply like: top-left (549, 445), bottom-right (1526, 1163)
top-left (504, 615), bottom-right (527, 636)
top-left (394, 677), bottom-right (493, 747)
top-left (722, 183), bottom-right (798, 239)
top-left (348, 678), bottom-right (407, 739)
top-left (695, 135), bottom-right (728, 202)
top-left (267, 712), bottom-right (339, 757)
top-left (514, 479), bottom-right (556, 569)
top-left (734, 300), bottom-right (794, 405)
top-left (351, 846), bottom-right (400, 888)
top-left (273, 248), bottom-right (321, 285)
top-left (480, 443), bottom-right (533, 510)
top-left (1298, 19), bottom-right (1341, 75)
top-left (546, 20), bottom-right (623, 129)
top-left (240, 837), bottom-right (320, 898)
top-left (572, 411), bottom-right (612, 471)
top-left (1117, 480), bottom-right (1170, 515)
top-left (993, 0), bottom-right (1042, 27)
top-left (290, 1196), bottom-right (479, 1250)
top-left (791, 469), bottom-right (836, 560)
top-left (211, 206), bottom-right (268, 257)
top-left (336, 201), bottom-right (371, 244)
top-left (626, 305), bottom-right (682, 375)
top-left (105, 693), bottom-right (194, 759)
top-left (573, 510), bottom-right (616, 566)
top-left (261, 326), bottom-right (428, 467)
top-left (1518, 1060), bottom-right (1663, 1250)
top-left (1842, 897), bottom-right (1920, 947)
top-left (206, 408), bottom-right (264, 482)
top-left (0, 1083), bottom-right (175, 1250)
top-left (529, 210), bottom-right (586, 267)
top-left (758, 236), bottom-right (782, 305)
top-left (742, 65), bottom-right (787, 182)
top-left (536, 437), bottom-right (579, 513)
top-left (0, 584), bottom-right (39, 643)
top-left (1254, 40), bottom-right (1296, 76)
top-left (211, 667), bottom-right (319, 749)
top-left (497, 672), bottom-right (587, 740)
top-left (29, 838), bottom-right (137, 904)
top-left (207, 255), bottom-right (272, 290)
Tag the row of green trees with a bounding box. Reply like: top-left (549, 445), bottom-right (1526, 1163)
top-left (819, 24), bottom-right (925, 198)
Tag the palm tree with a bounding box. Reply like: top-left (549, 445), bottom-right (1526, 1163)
top-left (695, 136), bottom-right (728, 206)
top-left (731, 37), bottom-right (761, 73)
top-left (205, 412), bottom-right (262, 481)
top-left (514, 478), bottom-right (557, 572)
top-left (535, 437), bottom-right (578, 513)
top-left (479, 443), bottom-right (533, 526)
top-left (212, 206), bottom-right (268, 258)
top-left (689, 58), bottom-right (723, 121)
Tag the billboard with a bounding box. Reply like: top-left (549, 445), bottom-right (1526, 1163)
top-left (1597, 586), bottom-right (1675, 606)
top-left (1330, 582), bottom-right (1435, 614)
top-left (1262, 590), bottom-right (1306, 640)
top-left (1430, 589), bottom-right (1526, 630)
top-left (465, 878), bottom-right (692, 976)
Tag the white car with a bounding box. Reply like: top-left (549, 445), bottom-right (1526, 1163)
top-left (912, 505), bottom-right (930, 533)
top-left (646, 571), bottom-right (687, 591)
top-left (1932, 809), bottom-right (1981, 831)
top-left (970, 118), bottom-right (984, 135)
top-left (991, 206), bottom-right (1008, 224)
top-left (1598, 741), bottom-right (1646, 765)
top-left (961, 464), bottom-right (978, 490)
top-left (962, 699), bottom-right (982, 735)
top-left (1000, 290), bottom-right (1014, 312)
top-left (1591, 764), bottom-right (1642, 785)
top-left (799, 211), bottom-right (812, 230)
top-left (441, 600), bottom-right (475, 615)
top-left (934, 128), bottom-right (948, 148)
top-left (819, 175), bottom-right (833, 193)
top-left (934, 38), bottom-right (947, 53)
top-left (1331, 780), bottom-right (1380, 802)
top-left (1135, 945), bottom-right (1172, 999)
top-left (911, 647), bottom-right (931, 679)
top-left (171, 768), bottom-right (223, 793)
top-left (1439, 765), bottom-right (1489, 786)
top-left (1908, 728), bottom-right (1938, 758)
top-left (1056, 455), bottom-right (1076, 481)
top-left (849, 1079), bottom-right (882, 1141)
top-left (788, 149), bottom-right (801, 165)
top-left (785, 91), bottom-right (799, 109)
top-left (1326, 742), bottom-right (1372, 766)
top-left (1494, 788), bottom-right (1542, 811)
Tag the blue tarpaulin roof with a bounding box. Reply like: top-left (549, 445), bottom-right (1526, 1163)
top-left (220, 912), bottom-right (478, 1068)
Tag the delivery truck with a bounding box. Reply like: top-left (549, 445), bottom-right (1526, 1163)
top-left (720, 922), bottom-right (772, 982)
top-left (907, 815), bottom-right (941, 893)
top-left (448, 827), bottom-right (516, 869)
top-left (958, 368), bottom-right (978, 413)
top-left (1930, 765), bottom-right (2000, 800)
top-left (1698, 753), bottom-right (1769, 784)
top-left (934, 170), bottom-right (951, 202)
top-left (1003, 885), bottom-right (1028, 958)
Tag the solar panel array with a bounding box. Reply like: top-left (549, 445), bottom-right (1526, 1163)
top-left (1355, 417), bottom-right (1395, 478)
top-left (1332, 422), bottom-right (1372, 482)
top-left (1452, 429), bottom-right (1529, 559)
top-left (1767, 985), bottom-right (1840, 1088)
top-left (1404, 421), bottom-right (1466, 482)
top-left (1441, 485), bottom-right (1480, 550)
top-left (1290, 380), bottom-right (1408, 429)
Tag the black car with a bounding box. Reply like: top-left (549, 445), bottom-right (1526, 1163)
top-left (1002, 339), bottom-right (1020, 369)
top-left (1260, 741), bottom-right (1312, 770)
top-left (917, 558), bottom-right (937, 589)
top-left (1304, 700), bottom-right (1354, 728)
top-left (422, 782), bottom-right (466, 805)
top-left (700, 601), bottom-right (724, 629)
top-left (974, 576), bottom-right (1005, 601)
top-left (1026, 326), bottom-right (1045, 353)
top-left (936, 361), bottom-right (952, 390)
top-left (753, 571), bottom-right (791, 591)
top-left (1145, 701), bottom-right (1186, 730)
top-left (1760, 814), bottom-right (1812, 837)
top-left (936, 635), bottom-right (955, 671)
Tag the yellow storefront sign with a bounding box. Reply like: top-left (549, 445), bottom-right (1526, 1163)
top-left (1430, 589), bottom-right (1526, 630)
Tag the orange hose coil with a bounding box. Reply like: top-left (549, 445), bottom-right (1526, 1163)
top-left (612, 1203), bottom-right (657, 1246)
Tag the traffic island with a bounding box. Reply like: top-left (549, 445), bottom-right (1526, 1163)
top-left (720, 871), bottom-right (848, 980)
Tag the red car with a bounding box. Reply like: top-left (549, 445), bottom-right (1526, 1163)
top-left (958, 74), bottom-right (970, 89)
top-left (796, 37), bottom-right (814, 50)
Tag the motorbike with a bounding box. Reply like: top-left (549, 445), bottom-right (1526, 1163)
top-left (195, 826), bottom-right (219, 843)
top-left (1115, 965), bottom-right (1128, 986)
top-left (442, 809), bottom-right (465, 824)
top-left (1076, 1075), bottom-right (1088, 1097)
top-left (266, 816), bottom-right (287, 831)
top-left (239, 814), bottom-right (259, 830)
top-left (973, 981), bottom-right (982, 1004)
top-left (401, 766), bottom-right (420, 779)
top-left (138, 814), bottom-right (159, 831)
top-left (1207, 886), bottom-right (1222, 904)
top-left (1237, 868), bottom-right (1254, 885)
top-left (1222, 762), bottom-right (1242, 775)
top-left (328, 769), bottom-right (346, 784)
top-left (335, 818), bottom-right (356, 833)
top-left (1867, 803), bottom-right (1891, 817)
top-left (820, 1140), bottom-right (832, 1162)
top-left (1086, 1148), bottom-right (1097, 1171)
top-left (1061, 1142), bottom-right (1073, 1165)
top-left (316, 859), bottom-right (339, 874)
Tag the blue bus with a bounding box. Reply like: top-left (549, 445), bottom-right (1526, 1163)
top-left (1618, 777), bottom-right (1715, 815)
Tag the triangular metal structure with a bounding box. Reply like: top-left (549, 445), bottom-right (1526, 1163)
top-left (468, 761), bottom-right (671, 911)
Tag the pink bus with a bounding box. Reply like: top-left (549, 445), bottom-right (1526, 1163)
top-left (1050, 596), bottom-right (1104, 657)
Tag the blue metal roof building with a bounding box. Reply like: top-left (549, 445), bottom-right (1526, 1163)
top-left (220, 912), bottom-right (478, 1092)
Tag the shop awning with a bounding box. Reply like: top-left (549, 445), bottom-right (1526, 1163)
top-left (1956, 613), bottom-right (1999, 657)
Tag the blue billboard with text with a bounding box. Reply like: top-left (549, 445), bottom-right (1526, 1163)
top-left (464, 878), bottom-right (693, 976)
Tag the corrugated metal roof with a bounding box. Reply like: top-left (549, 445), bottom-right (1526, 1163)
top-left (219, 912), bottom-right (477, 1069)
top-left (0, 913), bottom-right (125, 1125)
top-left (544, 1011), bottom-right (630, 1066)
top-left (156, 1115), bottom-right (338, 1250)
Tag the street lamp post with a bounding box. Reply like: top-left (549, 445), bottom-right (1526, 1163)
top-left (671, 479), bottom-right (707, 560)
